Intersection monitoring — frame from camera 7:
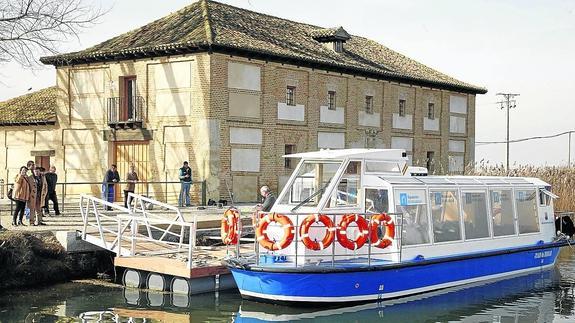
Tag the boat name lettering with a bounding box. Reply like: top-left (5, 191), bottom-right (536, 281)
top-left (534, 250), bottom-right (552, 259)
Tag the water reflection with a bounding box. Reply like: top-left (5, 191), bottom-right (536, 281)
top-left (0, 250), bottom-right (574, 322)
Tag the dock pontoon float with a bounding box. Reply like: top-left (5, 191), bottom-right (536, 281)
top-left (223, 149), bottom-right (572, 304)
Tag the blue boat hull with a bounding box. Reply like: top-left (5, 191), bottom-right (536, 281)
top-left (230, 244), bottom-right (561, 303)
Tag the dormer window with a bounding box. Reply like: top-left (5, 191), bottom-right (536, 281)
top-left (334, 41), bottom-right (343, 53)
top-left (311, 26), bottom-right (351, 53)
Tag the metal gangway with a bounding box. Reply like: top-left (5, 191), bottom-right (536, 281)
top-left (78, 192), bottom-right (196, 266)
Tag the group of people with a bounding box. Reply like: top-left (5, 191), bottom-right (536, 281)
top-left (102, 163), bottom-right (139, 210)
top-left (10, 161), bottom-right (60, 227)
top-left (101, 161), bottom-right (193, 209)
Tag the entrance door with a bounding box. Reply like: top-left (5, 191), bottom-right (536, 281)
top-left (35, 155), bottom-right (51, 171)
top-left (114, 142), bottom-right (149, 199)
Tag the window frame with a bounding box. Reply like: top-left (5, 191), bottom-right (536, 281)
top-left (393, 187), bottom-right (432, 247)
top-left (286, 86), bottom-right (296, 106)
top-left (399, 99), bottom-right (406, 117)
top-left (460, 189), bottom-right (491, 241)
top-left (284, 144), bottom-right (295, 169)
top-left (514, 187), bottom-right (540, 235)
top-left (328, 91), bottom-right (337, 110)
top-left (489, 187), bottom-right (518, 238)
top-left (427, 102), bottom-right (435, 120)
top-left (429, 188), bottom-right (463, 244)
top-left (426, 151), bottom-right (435, 173)
top-left (365, 95), bottom-right (374, 114)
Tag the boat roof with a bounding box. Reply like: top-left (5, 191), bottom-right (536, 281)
top-left (283, 148), bottom-right (406, 160)
top-left (379, 175), bottom-right (550, 187)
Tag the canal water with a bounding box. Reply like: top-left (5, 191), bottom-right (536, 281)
top-left (1, 249), bottom-right (575, 322)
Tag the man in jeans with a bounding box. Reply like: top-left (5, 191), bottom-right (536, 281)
top-left (43, 166), bottom-right (60, 216)
top-left (178, 161), bottom-right (192, 207)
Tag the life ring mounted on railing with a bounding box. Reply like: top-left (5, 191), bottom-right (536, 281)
top-left (256, 213), bottom-right (295, 251)
top-left (370, 213), bottom-right (395, 249)
top-left (300, 214), bottom-right (336, 250)
top-left (336, 214), bottom-right (369, 250)
top-left (221, 207), bottom-right (240, 245)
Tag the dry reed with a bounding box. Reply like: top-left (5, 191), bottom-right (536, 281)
top-left (467, 162), bottom-right (575, 212)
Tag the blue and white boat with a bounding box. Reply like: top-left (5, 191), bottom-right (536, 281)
top-left (224, 149), bottom-right (572, 304)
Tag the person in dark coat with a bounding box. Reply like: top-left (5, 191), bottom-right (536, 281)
top-left (43, 165), bottom-right (60, 216)
top-left (259, 186), bottom-right (276, 212)
top-left (103, 164), bottom-right (120, 210)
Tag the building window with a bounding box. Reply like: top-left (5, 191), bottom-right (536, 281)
top-left (399, 99), bottom-right (406, 117)
top-left (428, 103), bottom-right (435, 120)
top-left (365, 95), bottom-right (373, 114)
top-left (334, 41), bottom-right (343, 53)
top-left (426, 151), bottom-right (435, 173)
top-left (284, 144), bottom-right (295, 169)
top-left (286, 86), bottom-right (296, 106)
top-left (328, 91), bottom-right (337, 110)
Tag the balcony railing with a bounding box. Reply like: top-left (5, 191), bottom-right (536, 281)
top-left (107, 96), bottom-right (145, 129)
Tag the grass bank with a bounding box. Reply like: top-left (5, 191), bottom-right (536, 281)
top-left (0, 231), bottom-right (114, 290)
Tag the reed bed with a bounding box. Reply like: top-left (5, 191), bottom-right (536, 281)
top-left (467, 162), bottom-right (575, 212)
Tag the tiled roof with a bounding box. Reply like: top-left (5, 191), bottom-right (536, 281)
top-left (40, 0), bottom-right (486, 94)
top-left (0, 87), bottom-right (57, 126)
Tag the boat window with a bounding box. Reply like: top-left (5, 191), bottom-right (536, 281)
top-left (365, 161), bottom-right (402, 174)
top-left (365, 189), bottom-right (389, 213)
top-left (490, 189), bottom-right (516, 237)
top-left (538, 188), bottom-right (556, 206)
top-left (516, 189), bottom-right (539, 234)
top-left (430, 190), bottom-right (462, 243)
top-left (394, 189), bottom-right (430, 246)
top-left (462, 191), bottom-right (489, 239)
top-left (327, 161), bottom-right (361, 208)
top-left (280, 160), bottom-right (341, 206)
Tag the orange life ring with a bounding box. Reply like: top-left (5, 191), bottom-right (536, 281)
top-left (370, 213), bottom-right (395, 249)
top-left (300, 214), bottom-right (336, 250)
top-left (256, 213), bottom-right (294, 251)
top-left (221, 208), bottom-right (240, 245)
top-left (337, 214), bottom-right (369, 250)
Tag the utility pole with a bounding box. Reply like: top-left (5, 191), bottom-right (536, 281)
top-left (496, 93), bottom-right (519, 173)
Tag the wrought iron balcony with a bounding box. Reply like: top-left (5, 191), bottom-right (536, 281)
top-left (107, 96), bottom-right (145, 129)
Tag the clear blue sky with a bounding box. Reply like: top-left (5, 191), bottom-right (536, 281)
top-left (1, 0), bottom-right (574, 166)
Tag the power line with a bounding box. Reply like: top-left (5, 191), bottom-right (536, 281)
top-left (476, 130), bottom-right (575, 145)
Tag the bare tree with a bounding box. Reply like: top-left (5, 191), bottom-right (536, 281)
top-left (0, 0), bottom-right (106, 67)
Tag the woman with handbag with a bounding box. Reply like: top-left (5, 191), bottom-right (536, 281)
top-left (12, 166), bottom-right (31, 226)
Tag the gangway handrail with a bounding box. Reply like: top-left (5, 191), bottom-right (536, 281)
top-left (79, 194), bottom-right (195, 259)
top-left (116, 214), bottom-right (196, 269)
top-left (79, 194), bottom-right (130, 254)
top-left (127, 192), bottom-right (186, 243)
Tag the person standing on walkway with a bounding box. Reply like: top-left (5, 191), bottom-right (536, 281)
top-left (43, 165), bottom-right (60, 216)
top-left (123, 163), bottom-right (139, 209)
top-left (12, 166), bottom-right (30, 226)
top-left (29, 167), bottom-right (47, 226)
top-left (24, 160), bottom-right (35, 221)
top-left (103, 164), bottom-right (120, 210)
top-left (178, 161), bottom-right (192, 207)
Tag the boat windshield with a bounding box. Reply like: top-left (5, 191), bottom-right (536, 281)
top-left (280, 160), bottom-right (342, 207)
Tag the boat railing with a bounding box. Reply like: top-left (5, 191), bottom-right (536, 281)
top-left (232, 211), bottom-right (404, 268)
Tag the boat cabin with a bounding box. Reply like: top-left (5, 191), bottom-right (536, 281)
top-left (260, 149), bottom-right (558, 265)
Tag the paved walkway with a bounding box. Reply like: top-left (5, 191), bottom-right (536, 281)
top-left (0, 202), bottom-right (257, 233)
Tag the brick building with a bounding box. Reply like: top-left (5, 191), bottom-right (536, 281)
top-left (1, 0), bottom-right (486, 202)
